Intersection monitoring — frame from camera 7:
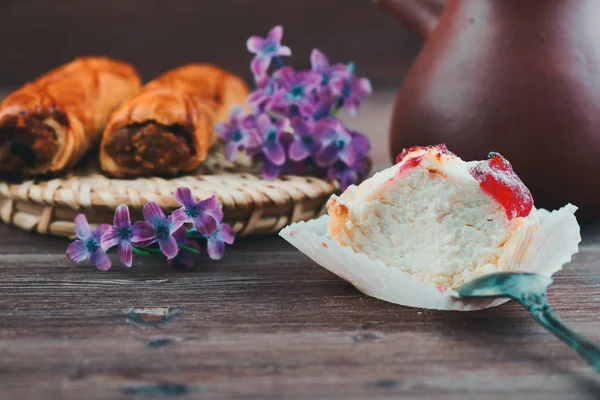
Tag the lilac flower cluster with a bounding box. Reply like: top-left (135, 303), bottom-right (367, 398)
top-left (66, 187), bottom-right (234, 271)
top-left (215, 25), bottom-right (372, 190)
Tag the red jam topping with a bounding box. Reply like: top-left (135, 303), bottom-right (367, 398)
top-left (469, 152), bottom-right (533, 220)
top-left (396, 155), bottom-right (424, 175)
top-left (395, 143), bottom-right (454, 164)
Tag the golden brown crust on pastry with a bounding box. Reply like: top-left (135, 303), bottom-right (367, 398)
top-left (100, 64), bottom-right (249, 178)
top-left (0, 57), bottom-right (141, 177)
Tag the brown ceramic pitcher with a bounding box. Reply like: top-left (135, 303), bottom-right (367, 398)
top-left (378, 0), bottom-right (600, 219)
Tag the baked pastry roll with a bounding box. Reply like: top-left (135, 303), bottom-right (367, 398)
top-left (0, 57), bottom-right (141, 177)
top-left (100, 64), bottom-right (249, 178)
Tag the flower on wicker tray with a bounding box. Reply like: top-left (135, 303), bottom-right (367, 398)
top-left (66, 187), bottom-right (235, 271)
top-left (215, 25), bottom-right (372, 191)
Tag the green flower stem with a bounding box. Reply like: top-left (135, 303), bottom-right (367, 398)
top-left (330, 96), bottom-right (345, 117)
top-left (178, 243), bottom-right (200, 255)
top-left (132, 246), bottom-right (162, 256)
top-left (132, 246), bottom-right (150, 256)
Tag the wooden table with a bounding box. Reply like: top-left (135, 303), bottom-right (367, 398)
top-left (1, 92), bottom-right (600, 399)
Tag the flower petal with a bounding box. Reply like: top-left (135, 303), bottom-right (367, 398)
top-left (168, 216), bottom-right (184, 234)
top-left (339, 142), bottom-right (357, 166)
top-left (264, 141), bottom-right (286, 166)
top-left (134, 238), bottom-right (156, 248)
top-left (267, 25), bottom-right (284, 43)
top-left (207, 238), bottom-right (225, 260)
top-left (224, 142), bottom-right (240, 161)
top-left (172, 226), bottom-right (187, 243)
top-left (143, 202), bottom-right (166, 224)
top-left (261, 161), bottom-right (280, 180)
top-left (171, 208), bottom-right (191, 224)
top-left (246, 36), bottom-right (265, 53)
top-left (313, 118), bottom-right (337, 142)
top-left (298, 71), bottom-right (322, 90)
top-left (193, 213), bottom-right (218, 235)
top-left (101, 226), bottom-right (120, 251)
top-left (198, 195), bottom-right (219, 213)
top-left (316, 142), bottom-right (340, 167)
top-left (277, 45), bottom-right (292, 57)
top-left (214, 122), bottom-right (229, 138)
top-left (73, 214), bottom-right (92, 240)
top-left (351, 132), bottom-right (371, 156)
top-left (311, 49), bottom-right (329, 72)
top-left (118, 241), bottom-right (133, 268)
top-left (220, 223), bottom-right (235, 245)
top-left (289, 139), bottom-right (310, 161)
top-left (251, 56), bottom-right (270, 76)
top-left (174, 187), bottom-right (195, 208)
top-left (131, 221), bottom-right (156, 243)
top-left (158, 235), bottom-right (179, 260)
top-left (94, 224), bottom-right (111, 240)
top-left (356, 77), bottom-right (372, 96)
top-left (113, 204), bottom-right (131, 229)
top-left (90, 250), bottom-right (112, 271)
top-left (66, 241), bottom-right (89, 263)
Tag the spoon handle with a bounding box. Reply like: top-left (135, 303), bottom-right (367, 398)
top-left (520, 297), bottom-right (600, 372)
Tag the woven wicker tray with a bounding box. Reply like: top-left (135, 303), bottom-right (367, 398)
top-left (0, 149), bottom-right (338, 239)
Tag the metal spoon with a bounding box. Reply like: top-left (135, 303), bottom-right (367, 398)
top-left (456, 272), bottom-right (600, 372)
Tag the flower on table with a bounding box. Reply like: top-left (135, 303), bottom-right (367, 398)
top-left (66, 187), bottom-right (235, 271)
top-left (206, 223), bottom-right (235, 260)
top-left (66, 214), bottom-right (112, 271)
top-left (169, 226), bottom-right (201, 268)
top-left (253, 113), bottom-right (288, 167)
top-left (313, 118), bottom-right (359, 168)
top-left (215, 106), bottom-right (261, 161)
top-left (310, 49), bottom-right (349, 95)
top-left (246, 25), bottom-right (291, 76)
top-left (139, 202), bottom-right (184, 259)
top-left (220, 25), bottom-right (372, 189)
top-left (172, 187), bottom-right (221, 235)
top-left (269, 67), bottom-right (321, 116)
top-left (288, 117), bottom-right (319, 162)
top-left (340, 62), bottom-right (372, 116)
top-left (101, 205), bottom-right (154, 267)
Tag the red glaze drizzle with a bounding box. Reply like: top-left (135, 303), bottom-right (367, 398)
top-left (469, 152), bottom-right (533, 220)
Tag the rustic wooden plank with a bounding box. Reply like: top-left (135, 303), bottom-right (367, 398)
top-left (1, 223), bottom-right (600, 399)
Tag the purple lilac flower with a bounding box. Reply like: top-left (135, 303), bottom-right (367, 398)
top-left (310, 49), bottom-right (349, 95)
top-left (215, 107), bottom-right (261, 160)
top-left (169, 226), bottom-right (200, 268)
top-left (66, 214), bottom-right (112, 271)
top-left (340, 62), bottom-right (372, 116)
top-left (254, 113), bottom-right (287, 166)
top-left (313, 118), bottom-right (358, 167)
top-left (246, 25), bottom-right (291, 75)
top-left (172, 187), bottom-right (222, 235)
top-left (269, 67), bottom-right (321, 116)
top-left (139, 202), bottom-right (184, 259)
top-left (328, 158), bottom-right (369, 191)
top-left (311, 87), bottom-right (338, 120)
top-left (101, 205), bottom-right (154, 267)
top-left (288, 117), bottom-right (319, 162)
top-left (206, 223), bottom-right (235, 260)
top-left (247, 80), bottom-right (277, 112)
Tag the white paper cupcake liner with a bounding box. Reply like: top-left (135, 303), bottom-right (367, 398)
top-left (279, 204), bottom-right (581, 311)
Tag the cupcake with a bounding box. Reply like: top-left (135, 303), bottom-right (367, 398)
top-left (326, 144), bottom-right (538, 289)
top-left (280, 144), bottom-right (580, 310)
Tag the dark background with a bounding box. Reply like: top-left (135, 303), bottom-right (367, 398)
top-left (0, 0), bottom-right (422, 87)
